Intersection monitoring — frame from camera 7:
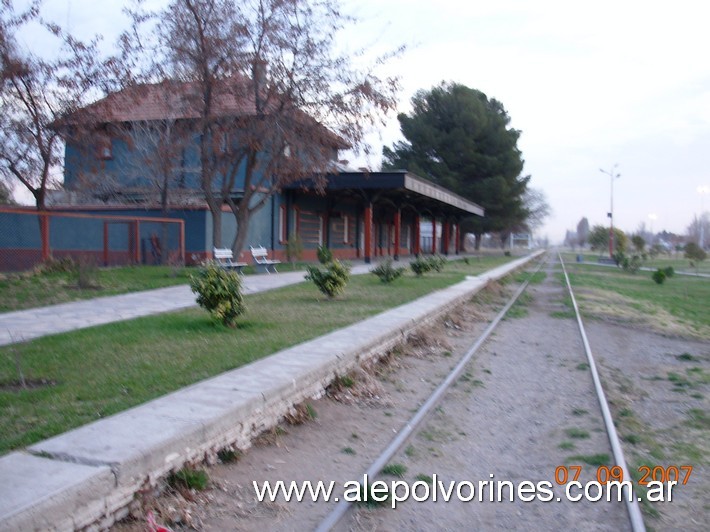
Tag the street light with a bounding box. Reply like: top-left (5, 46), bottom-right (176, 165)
top-left (699, 185), bottom-right (709, 249)
top-left (600, 165), bottom-right (621, 258)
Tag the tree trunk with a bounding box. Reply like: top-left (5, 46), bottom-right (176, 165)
top-left (231, 204), bottom-right (251, 261)
top-left (474, 232), bottom-right (482, 250)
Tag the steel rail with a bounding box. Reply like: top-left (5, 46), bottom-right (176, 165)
top-left (558, 252), bottom-right (646, 532)
top-left (316, 257), bottom-right (546, 532)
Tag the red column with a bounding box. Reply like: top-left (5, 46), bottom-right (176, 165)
top-left (363, 203), bottom-right (373, 263)
top-left (393, 210), bottom-right (401, 260)
top-left (455, 223), bottom-right (461, 255)
top-left (442, 220), bottom-right (450, 255)
top-left (431, 217), bottom-right (437, 254)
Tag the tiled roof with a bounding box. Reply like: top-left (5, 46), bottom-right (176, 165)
top-left (77, 77), bottom-right (349, 148)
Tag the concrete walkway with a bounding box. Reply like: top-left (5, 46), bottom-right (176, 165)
top-left (0, 261), bottom-right (377, 347)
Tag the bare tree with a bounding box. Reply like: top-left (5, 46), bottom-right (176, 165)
top-left (120, 0), bottom-right (400, 254)
top-left (687, 213), bottom-right (710, 249)
top-left (0, 2), bottom-right (105, 210)
top-left (522, 187), bottom-right (551, 231)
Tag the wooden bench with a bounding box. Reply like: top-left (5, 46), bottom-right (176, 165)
top-left (213, 248), bottom-right (247, 273)
top-left (250, 245), bottom-right (281, 274)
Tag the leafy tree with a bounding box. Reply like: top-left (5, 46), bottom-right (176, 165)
top-left (0, 3), bottom-right (105, 210)
top-left (576, 217), bottom-right (590, 248)
top-left (684, 242), bottom-right (707, 272)
top-left (382, 82), bottom-right (528, 249)
top-left (631, 234), bottom-right (646, 253)
top-left (119, 0), bottom-right (400, 255)
top-left (588, 225), bottom-right (628, 254)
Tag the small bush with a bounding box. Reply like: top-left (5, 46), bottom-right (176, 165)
top-left (410, 257), bottom-right (433, 276)
top-left (316, 244), bottom-right (333, 264)
top-left (664, 266), bottom-right (675, 278)
top-left (371, 259), bottom-right (406, 283)
top-left (285, 232), bottom-right (304, 265)
top-left (652, 268), bottom-right (666, 284)
top-left (305, 259), bottom-right (350, 298)
top-left (427, 254), bottom-right (447, 272)
top-left (381, 463), bottom-right (408, 477)
top-left (622, 254), bottom-right (642, 274)
top-left (190, 262), bottom-right (246, 327)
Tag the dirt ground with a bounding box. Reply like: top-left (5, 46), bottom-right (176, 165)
top-left (114, 257), bottom-right (708, 531)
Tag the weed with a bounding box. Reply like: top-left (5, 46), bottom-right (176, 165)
top-left (676, 352), bottom-right (697, 362)
top-left (415, 474), bottom-right (433, 484)
top-left (686, 408), bottom-right (710, 430)
top-left (285, 402), bottom-right (317, 425)
top-left (568, 453), bottom-right (610, 467)
top-left (169, 467), bottom-right (209, 491)
top-left (576, 363), bottom-right (590, 371)
top-left (404, 445), bottom-right (416, 458)
top-left (550, 310), bottom-right (575, 319)
top-left (342, 447), bottom-right (356, 455)
top-left (565, 428), bottom-right (590, 439)
top-left (217, 448), bottom-right (241, 463)
top-left (382, 463), bottom-right (408, 477)
top-left (623, 434), bottom-right (641, 445)
top-left (559, 441), bottom-right (575, 450)
top-left (350, 432), bottom-right (359, 440)
top-left (571, 408), bottom-right (588, 416)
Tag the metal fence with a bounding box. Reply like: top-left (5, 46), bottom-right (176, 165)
top-left (0, 208), bottom-right (185, 272)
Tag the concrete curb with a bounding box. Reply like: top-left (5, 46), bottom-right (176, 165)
top-left (0, 251), bottom-right (544, 531)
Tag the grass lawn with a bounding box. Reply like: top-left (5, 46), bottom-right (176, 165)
top-left (0, 255), bottom-right (514, 455)
top-left (562, 260), bottom-right (710, 338)
top-left (0, 265), bottom-right (193, 312)
top-left (560, 251), bottom-right (710, 275)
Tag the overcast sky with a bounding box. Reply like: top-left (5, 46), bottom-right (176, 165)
top-left (12, 0), bottom-right (710, 243)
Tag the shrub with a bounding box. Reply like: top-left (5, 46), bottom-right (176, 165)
top-left (622, 254), bottom-right (642, 274)
top-left (317, 244), bottom-right (333, 264)
top-left (427, 254), bottom-right (447, 272)
top-left (652, 268), bottom-right (666, 284)
top-left (371, 259), bottom-right (406, 283)
top-left (664, 266), bottom-right (675, 278)
top-left (285, 232), bottom-right (303, 265)
top-left (410, 257), bottom-right (433, 276)
top-left (305, 259), bottom-right (350, 298)
top-left (190, 262), bottom-right (246, 327)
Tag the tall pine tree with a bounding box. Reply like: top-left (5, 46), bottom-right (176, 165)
top-left (383, 82), bottom-right (529, 248)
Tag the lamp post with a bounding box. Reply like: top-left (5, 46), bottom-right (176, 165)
top-left (600, 165), bottom-right (621, 258)
top-left (699, 185), bottom-right (709, 249)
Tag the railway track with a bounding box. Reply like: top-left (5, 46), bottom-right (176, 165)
top-left (115, 252), bottom-right (698, 531)
top-left (317, 252), bottom-right (646, 531)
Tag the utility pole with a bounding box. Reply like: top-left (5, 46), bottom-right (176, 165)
top-left (600, 165), bottom-right (621, 258)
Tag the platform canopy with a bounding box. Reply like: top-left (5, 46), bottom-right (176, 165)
top-left (287, 170), bottom-right (484, 218)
